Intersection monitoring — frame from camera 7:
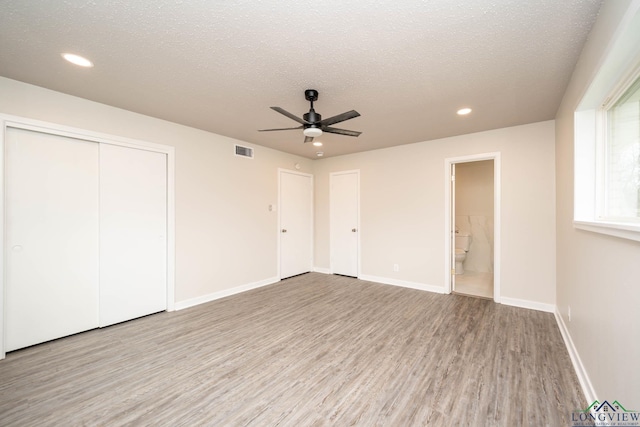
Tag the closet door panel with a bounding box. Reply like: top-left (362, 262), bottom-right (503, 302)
top-left (99, 144), bottom-right (167, 327)
top-left (5, 128), bottom-right (99, 351)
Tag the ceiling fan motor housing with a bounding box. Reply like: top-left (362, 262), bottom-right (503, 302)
top-left (303, 110), bottom-right (321, 125)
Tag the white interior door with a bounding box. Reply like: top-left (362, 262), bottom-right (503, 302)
top-left (5, 128), bottom-right (99, 351)
top-left (99, 144), bottom-right (167, 327)
top-left (279, 170), bottom-right (312, 279)
top-left (330, 171), bottom-right (359, 277)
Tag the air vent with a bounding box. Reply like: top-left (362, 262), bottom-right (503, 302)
top-left (235, 144), bottom-right (254, 158)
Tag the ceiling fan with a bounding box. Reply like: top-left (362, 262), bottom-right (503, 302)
top-left (258, 89), bottom-right (361, 143)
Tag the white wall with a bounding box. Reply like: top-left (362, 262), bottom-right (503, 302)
top-left (0, 77), bottom-right (313, 305)
top-left (456, 160), bottom-right (494, 273)
top-left (0, 76), bottom-right (557, 314)
top-left (314, 121), bottom-right (556, 306)
top-left (456, 160), bottom-right (494, 216)
top-left (555, 0), bottom-right (640, 405)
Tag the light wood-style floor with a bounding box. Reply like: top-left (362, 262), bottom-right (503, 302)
top-left (0, 273), bottom-right (584, 426)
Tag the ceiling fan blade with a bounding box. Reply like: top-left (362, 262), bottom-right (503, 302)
top-left (271, 107), bottom-right (309, 125)
top-left (304, 136), bottom-right (314, 143)
top-left (323, 127), bottom-right (362, 137)
top-left (319, 110), bottom-right (360, 127)
top-left (258, 126), bottom-right (303, 132)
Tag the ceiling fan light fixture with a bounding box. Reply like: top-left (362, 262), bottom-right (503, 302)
top-left (303, 127), bottom-right (322, 138)
top-left (312, 141), bottom-right (323, 147)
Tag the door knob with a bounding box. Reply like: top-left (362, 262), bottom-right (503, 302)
top-left (282, 229), bottom-right (287, 233)
top-left (352, 228), bottom-right (357, 232)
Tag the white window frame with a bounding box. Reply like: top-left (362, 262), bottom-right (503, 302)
top-left (574, 3), bottom-right (640, 242)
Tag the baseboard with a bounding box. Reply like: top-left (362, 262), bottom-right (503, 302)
top-left (359, 274), bottom-right (446, 294)
top-left (313, 267), bottom-right (331, 274)
top-left (554, 308), bottom-right (597, 404)
top-left (499, 296), bottom-right (555, 313)
top-left (174, 276), bottom-right (280, 311)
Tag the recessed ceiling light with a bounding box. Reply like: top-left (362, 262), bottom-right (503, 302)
top-left (457, 107), bottom-right (472, 116)
top-left (316, 152), bottom-right (324, 157)
top-left (62, 53), bottom-right (94, 67)
top-left (312, 141), bottom-right (323, 147)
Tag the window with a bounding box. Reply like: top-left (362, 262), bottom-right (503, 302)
top-left (601, 76), bottom-right (640, 221)
top-left (574, 3), bottom-right (640, 242)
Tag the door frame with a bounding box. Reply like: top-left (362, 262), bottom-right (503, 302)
top-left (0, 114), bottom-right (176, 360)
top-left (444, 152), bottom-right (501, 302)
top-left (277, 168), bottom-right (314, 280)
top-left (329, 170), bottom-right (361, 277)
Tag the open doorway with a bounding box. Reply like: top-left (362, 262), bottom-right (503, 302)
top-left (445, 153), bottom-right (500, 301)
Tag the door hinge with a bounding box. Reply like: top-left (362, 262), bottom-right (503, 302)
top-left (451, 269), bottom-right (455, 275)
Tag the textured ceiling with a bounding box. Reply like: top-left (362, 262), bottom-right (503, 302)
top-left (0, 0), bottom-right (602, 159)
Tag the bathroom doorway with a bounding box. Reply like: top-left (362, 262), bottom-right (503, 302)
top-left (445, 153), bottom-right (500, 301)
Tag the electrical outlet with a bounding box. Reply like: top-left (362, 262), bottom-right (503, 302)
top-left (393, 264), bottom-right (399, 272)
top-left (568, 306), bottom-right (571, 322)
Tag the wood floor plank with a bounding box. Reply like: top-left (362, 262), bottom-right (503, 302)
top-left (0, 273), bottom-right (584, 426)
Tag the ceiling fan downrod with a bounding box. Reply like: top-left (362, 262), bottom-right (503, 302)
top-left (304, 89), bottom-right (321, 124)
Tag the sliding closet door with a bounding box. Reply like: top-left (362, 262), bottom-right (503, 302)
top-left (99, 144), bottom-right (167, 327)
top-left (5, 128), bottom-right (99, 352)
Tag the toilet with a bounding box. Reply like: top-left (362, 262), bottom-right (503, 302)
top-left (454, 233), bottom-right (471, 275)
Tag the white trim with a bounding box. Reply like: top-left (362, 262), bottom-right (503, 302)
top-left (313, 267), bottom-right (332, 274)
top-left (0, 129), bottom-right (4, 360)
top-left (0, 114), bottom-right (172, 154)
top-left (574, 220), bottom-right (640, 242)
top-left (444, 152), bottom-right (501, 303)
top-left (554, 308), bottom-right (597, 404)
top-left (174, 276), bottom-right (280, 311)
top-left (0, 114), bottom-right (176, 359)
top-left (499, 297), bottom-right (555, 313)
top-left (329, 170), bottom-right (361, 278)
top-left (450, 163), bottom-right (456, 291)
top-left (277, 168), bottom-right (314, 280)
top-left (166, 148), bottom-right (176, 312)
top-left (359, 274), bottom-right (446, 294)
